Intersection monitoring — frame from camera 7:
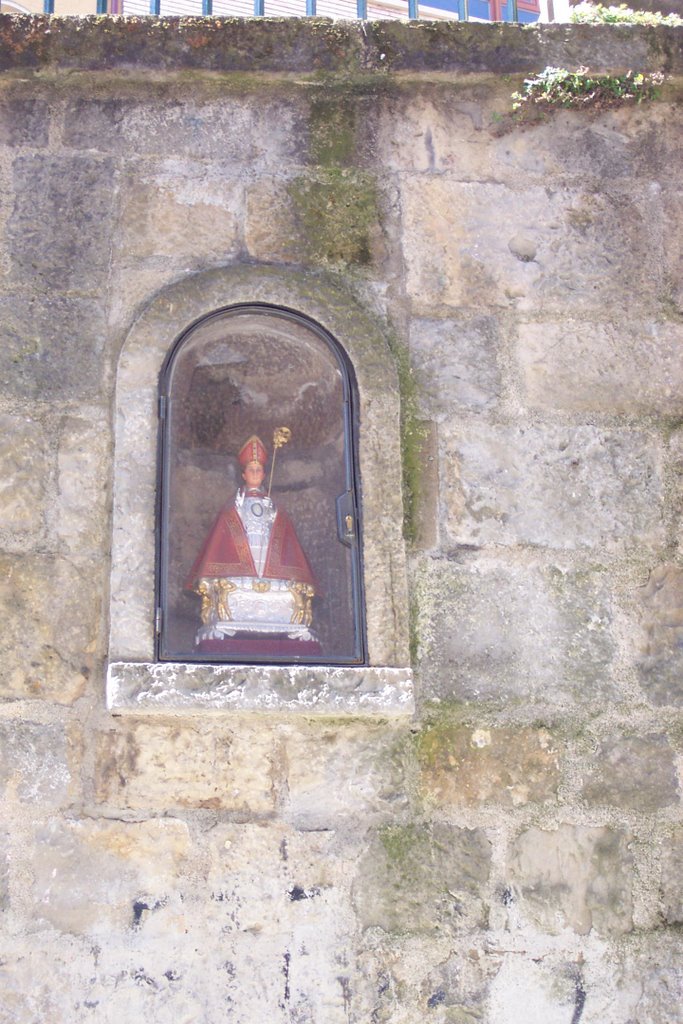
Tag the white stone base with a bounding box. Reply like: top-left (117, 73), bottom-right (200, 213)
top-left (106, 662), bottom-right (414, 717)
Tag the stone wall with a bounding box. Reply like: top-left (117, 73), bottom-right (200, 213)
top-left (1, 14), bottom-right (683, 1024)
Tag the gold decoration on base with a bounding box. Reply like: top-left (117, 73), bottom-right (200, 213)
top-left (216, 579), bottom-right (237, 620)
top-left (289, 582), bottom-right (315, 627)
top-left (196, 577), bottom-right (237, 623)
top-left (197, 579), bottom-right (213, 625)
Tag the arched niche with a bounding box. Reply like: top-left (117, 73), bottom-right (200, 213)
top-left (107, 265), bottom-right (412, 714)
top-left (158, 304), bottom-right (364, 665)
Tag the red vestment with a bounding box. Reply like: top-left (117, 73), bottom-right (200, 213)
top-left (186, 497), bottom-right (315, 590)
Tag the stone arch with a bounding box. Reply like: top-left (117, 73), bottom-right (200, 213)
top-left (108, 264), bottom-right (411, 699)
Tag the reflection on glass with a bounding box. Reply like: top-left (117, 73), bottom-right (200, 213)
top-left (158, 307), bottom-right (363, 664)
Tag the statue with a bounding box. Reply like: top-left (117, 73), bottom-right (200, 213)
top-left (185, 430), bottom-right (319, 652)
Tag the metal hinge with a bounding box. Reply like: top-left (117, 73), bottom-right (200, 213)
top-left (155, 607), bottom-right (163, 635)
top-left (158, 394), bottom-right (167, 420)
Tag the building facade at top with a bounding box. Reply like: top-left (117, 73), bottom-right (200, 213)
top-left (0, 0), bottom-right (542, 25)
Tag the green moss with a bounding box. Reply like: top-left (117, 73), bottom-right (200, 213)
top-left (386, 335), bottom-right (426, 545)
top-left (288, 168), bottom-right (379, 267)
top-left (416, 720), bottom-right (456, 771)
top-left (662, 416), bottom-right (683, 441)
top-left (378, 823), bottom-right (422, 867)
top-left (309, 95), bottom-right (357, 167)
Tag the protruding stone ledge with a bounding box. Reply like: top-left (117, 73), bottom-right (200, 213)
top-left (0, 16), bottom-right (681, 78)
top-left (107, 661), bottom-right (415, 717)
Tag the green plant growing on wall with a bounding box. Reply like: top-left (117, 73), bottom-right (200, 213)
top-left (570, 2), bottom-right (683, 26)
top-left (389, 339), bottom-right (426, 545)
top-left (511, 65), bottom-right (663, 115)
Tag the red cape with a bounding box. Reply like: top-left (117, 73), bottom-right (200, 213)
top-left (186, 499), bottom-right (315, 589)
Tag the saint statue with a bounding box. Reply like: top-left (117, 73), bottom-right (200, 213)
top-left (186, 432), bottom-right (319, 654)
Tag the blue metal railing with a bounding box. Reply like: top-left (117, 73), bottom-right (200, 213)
top-left (41, 0), bottom-right (533, 23)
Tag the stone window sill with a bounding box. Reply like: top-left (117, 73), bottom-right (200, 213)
top-left (107, 662), bottom-right (414, 717)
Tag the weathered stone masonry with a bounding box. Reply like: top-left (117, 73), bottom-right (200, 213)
top-left (1, 14), bottom-right (683, 1023)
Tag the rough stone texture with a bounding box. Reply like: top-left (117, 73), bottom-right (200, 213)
top-left (27, 818), bottom-right (191, 936)
top-left (626, 957), bottom-right (683, 1024)
top-left (116, 163), bottom-right (242, 262)
top-left (63, 96), bottom-right (307, 167)
top-left (441, 422), bottom-right (664, 553)
top-left (0, 293), bottom-right (109, 401)
top-left (0, 96), bottom-right (49, 148)
top-left (518, 319), bottom-right (683, 416)
top-left (409, 315), bottom-right (502, 417)
top-left (9, 154), bottom-right (116, 292)
top-left (418, 723), bottom-right (561, 808)
top-left (415, 560), bottom-right (615, 703)
top-left (354, 822), bottom-right (492, 935)
top-left (488, 957), bottom-right (588, 1024)
top-left (0, 720), bottom-right (73, 809)
top-left (0, 834), bottom-right (7, 912)
top-left (507, 824), bottom-right (635, 936)
top-left (244, 179), bottom-right (303, 263)
top-left (0, 410), bottom-right (51, 553)
top-left (94, 721), bottom-right (277, 813)
top-left (283, 721), bottom-right (410, 827)
top-left (637, 563), bottom-right (683, 706)
top-left (1, 15), bottom-right (683, 1024)
top-left (0, 554), bottom-right (97, 703)
top-left (580, 733), bottom-right (680, 810)
top-left (401, 179), bottom-right (660, 316)
top-left (51, 413), bottom-right (111, 561)
top-left (660, 827), bottom-right (683, 925)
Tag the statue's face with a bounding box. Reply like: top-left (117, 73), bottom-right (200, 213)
top-left (242, 460), bottom-right (265, 490)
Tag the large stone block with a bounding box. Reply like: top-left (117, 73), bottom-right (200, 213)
top-left (353, 822), bottom-right (491, 935)
top-left (0, 293), bottom-right (110, 401)
top-left (26, 818), bottom-right (191, 936)
top-left (283, 721), bottom-right (410, 828)
top-left (9, 154), bottom-right (116, 292)
top-left (94, 721), bottom-right (276, 813)
top-left (518, 319), bottom-right (683, 416)
top-left (492, 104), bottom-right (683, 184)
top-left (62, 95), bottom-right (307, 167)
top-left (244, 179), bottom-right (303, 263)
top-left (414, 560), bottom-right (615, 703)
top-left (161, 823), bottom-right (360, 1022)
top-left (0, 834), bottom-right (7, 912)
top-left (417, 723), bottom-right (561, 808)
top-left (206, 822), bottom-right (349, 934)
top-left (49, 413), bottom-right (110, 560)
top-left (356, 938), bottom-right (497, 1023)
top-left (660, 827), bottom-right (683, 925)
top-left (628, 961), bottom-right (683, 1024)
top-left (663, 189), bottom-right (683, 313)
top-left (0, 410), bottom-right (51, 554)
top-left (0, 96), bottom-right (49, 147)
top-left (580, 733), bottom-right (679, 811)
top-left (0, 720), bottom-right (73, 809)
top-left (0, 554), bottom-right (98, 703)
top-left (507, 823), bottom-right (634, 936)
top-left (440, 422), bottom-right (663, 553)
top-left (401, 178), bottom-right (660, 315)
top-left (637, 563), bottom-right (683, 706)
top-left (409, 315), bottom-right (502, 417)
top-left (375, 89), bottom-right (494, 177)
top-left (488, 956), bottom-right (589, 1024)
top-left (115, 165), bottom-right (242, 263)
